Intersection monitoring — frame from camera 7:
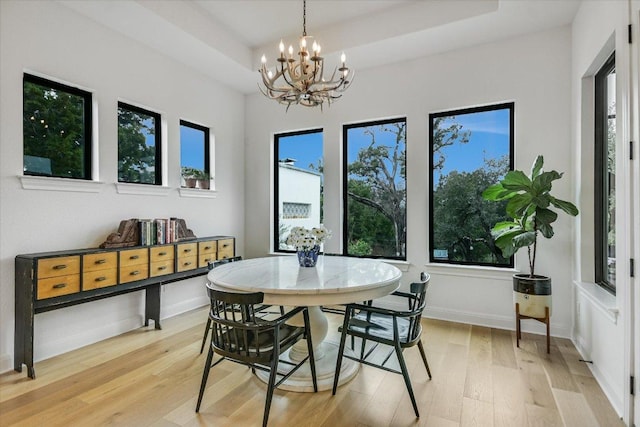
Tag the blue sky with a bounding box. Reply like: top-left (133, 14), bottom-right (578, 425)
top-left (275, 108), bottom-right (509, 184)
top-left (180, 124), bottom-right (205, 170)
top-left (433, 108), bottom-right (510, 185)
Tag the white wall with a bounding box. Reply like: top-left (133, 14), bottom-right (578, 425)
top-left (245, 27), bottom-right (574, 337)
top-left (278, 165), bottom-right (322, 243)
top-left (570, 0), bottom-right (633, 419)
top-left (0, 1), bottom-right (246, 373)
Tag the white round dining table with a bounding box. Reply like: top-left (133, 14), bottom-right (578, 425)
top-left (206, 255), bottom-right (402, 392)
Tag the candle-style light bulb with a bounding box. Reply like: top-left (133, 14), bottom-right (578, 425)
top-left (341, 52), bottom-right (346, 65)
top-left (279, 40), bottom-right (285, 53)
top-left (261, 54), bottom-right (267, 64)
top-left (312, 41), bottom-right (318, 53)
top-left (288, 45), bottom-right (294, 57)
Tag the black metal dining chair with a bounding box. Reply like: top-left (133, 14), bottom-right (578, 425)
top-left (332, 272), bottom-right (431, 418)
top-left (196, 287), bottom-right (317, 427)
top-left (200, 257), bottom-right (286, 354)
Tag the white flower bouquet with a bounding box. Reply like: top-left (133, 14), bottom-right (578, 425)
top-left (285, 226), bottom-right (331, 251)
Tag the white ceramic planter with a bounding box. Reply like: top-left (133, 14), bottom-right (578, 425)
top-left (513, 274), bottom-right (552, 318)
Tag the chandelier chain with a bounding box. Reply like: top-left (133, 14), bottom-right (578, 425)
top-left (303, 0), bottom-right (307, 37)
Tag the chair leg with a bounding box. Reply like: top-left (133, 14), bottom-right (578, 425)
top-left (263, 356), bottom-right (279, 427)
top-left (332, 310), bottom-right (351, 395)
top-left (396, 344), bottom-right (420, 418)
top-left (199, 317), bottom-right (211, 354)
top-left (195, 345), bottom-right (214, 412)
top-left (417, 340), bottom-right (432, 379)
top-left (303, 308), bottom-right (318, 392)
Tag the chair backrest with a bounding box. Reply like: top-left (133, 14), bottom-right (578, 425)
top-left (407, 272), bottom-right (430, 342)
top-left (208, 255), bottom-right (242, 270)
top-left (206, 287), bottom-right (273, 362)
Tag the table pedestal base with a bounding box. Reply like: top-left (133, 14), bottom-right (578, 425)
top-left (255, 341), bottom-right (359, 392)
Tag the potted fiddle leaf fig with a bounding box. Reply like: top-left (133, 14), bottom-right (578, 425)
top-left (482, 155), bottom-right (579, 318)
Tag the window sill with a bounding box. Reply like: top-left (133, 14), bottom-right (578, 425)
top-left (424, 262), bottom-right (518, 281)
top-left (115, 182), bottom-right (170, 196)
top-left (574, 281), bottom-right (619, 324)
top-left (178, 187), bottom-right (218, 199)
top-left (19, 175), bottom-right (105, 193)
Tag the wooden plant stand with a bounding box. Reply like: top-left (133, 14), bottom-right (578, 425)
top-left (515, 302), bottom-right (550, 354)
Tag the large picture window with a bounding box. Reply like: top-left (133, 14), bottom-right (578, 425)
top-left (594, 52), bottom-right (616, 294)
top-left (23, 74), bottom-right (92, 179)
top-left (343, 118), bottom-right (406, 260)
top-left (118, 102), bottom-right (162, 185)
top-left (429, 103), bottom-right (514, 267)
top-left (274, 129), bottom-right (323, 252)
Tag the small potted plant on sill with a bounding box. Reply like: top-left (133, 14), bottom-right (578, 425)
top-left (195, 170), bottom-right (211, 190)
top-left (181, 167), bottom-right (198, 188)
top-left (482, 155), bottom-right (579, 320)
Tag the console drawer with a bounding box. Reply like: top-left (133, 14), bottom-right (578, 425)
top-left (83, 252), bottom-right (117, 272)
top-left (38, 256), bottom-right (80, 279)
top-left (150, 259), bottom-right (174, 277)
top-left (83, 268), bottom-right (118, 290)
top-left (177, 255), bottom-right (197, 272)
top-left (37, 274), bottom-right (80, 299)
top-left (119, 248), bottom-right (148, 267)
top-left (217, 239), bottom-right (234, 260)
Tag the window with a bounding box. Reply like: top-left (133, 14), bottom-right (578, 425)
top-left (180, 120), bottom-right (210, 187)
top-left (274, 129), bottom-right (323, 251)
top-left (429, 103), bottom-right (514, 267)
top-left (283, 202), bottom-right (311, 219)
top-left (23, 74), bottom-right (92, 179)
top-left (117, 102), bottom-right (161, 185)
top-left (343, 118), bottom-right (406, 259)
top-left (594, 52), bottom-right (616, 293)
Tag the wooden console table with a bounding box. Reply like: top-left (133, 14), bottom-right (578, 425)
top-left (14, 236), bottom-right (235, 379)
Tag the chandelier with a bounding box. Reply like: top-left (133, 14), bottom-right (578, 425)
top-left (258, 0), bottom-right (353, 110)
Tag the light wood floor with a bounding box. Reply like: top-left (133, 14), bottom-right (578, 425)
top-left (0, 307), bottom-right (624, 427)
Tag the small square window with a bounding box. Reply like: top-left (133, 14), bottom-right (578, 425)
top-left (180, 120), bottom-right (210, 189)
top-left (118, 102), bottom-right (162, 185)
top-left (23, 74), bottom-right (92, 179)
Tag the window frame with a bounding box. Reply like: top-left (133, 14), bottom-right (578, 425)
top-left (23, 73), bottom-right (93, 180)
top-left (273, 128), bottom-right (324, 253)
top-left (428, 102), bottom-right (515, 268)
top-left (179, 119), bottom-right (211, 178)
top-left (342, 117), bottom-right (407, 261)
top-left (594, 52), bottom-right (616, 294)
top-left (117, 101), bottom-right (162, 185)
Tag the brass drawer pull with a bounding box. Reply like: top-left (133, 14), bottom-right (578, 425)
top-left (183, 248), bottom-right (193, 253)
top-left (158, 251), bottom-right (167, 256)
top-left (52, 283), bottom-right (66, 289)
top-left (53, 264), bottom-right (67, 270)
top-left (204, 246), bottom-right (212, 250)
top-left (95, 276), bottom-right (106, 282)
top-left (223, 244), bottom-right (229, 248)
top-left (95, 259), bottom-right (107, 265)
top-left (130, 271), bottom-right (140, 276)
top-left (183, 262), bottom-right (192, 266)
top-left (158, 266), bottom-right (167, 271)
top-left (129, 255), bottom-right (140, 260)
top-left (204, 258), bottom-right (211, 262)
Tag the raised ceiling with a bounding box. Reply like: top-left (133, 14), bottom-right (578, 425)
top-left (60, 0), bottom-right (582, 94)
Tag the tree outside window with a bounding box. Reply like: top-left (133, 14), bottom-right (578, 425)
top-left (118, 102), bottom-right (161, 185)
top-left (429, 103), bottom-right (514, 267)
top-left (23, 74), bottom-right (92, 179)
top-left (344, 119), bottom-right (406, 260)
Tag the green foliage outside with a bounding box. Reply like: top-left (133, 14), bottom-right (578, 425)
top-left (118, 107), bottom-right (157, 184)
top-left (347, 122), bottom-right (406, 258)
top-left (23, 81), bottom-right (88, 178)
top-left (433, 157), bottom-right (510, 265)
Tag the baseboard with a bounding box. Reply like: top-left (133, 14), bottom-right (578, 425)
top-left (161, 295), bottom-right (208, 319)
top-left (571, 338), bottom-right (624, 417)
top-left (0, 353), bottom-right (13, 375)
top-left (423, 305), bottom-right (571, 339)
